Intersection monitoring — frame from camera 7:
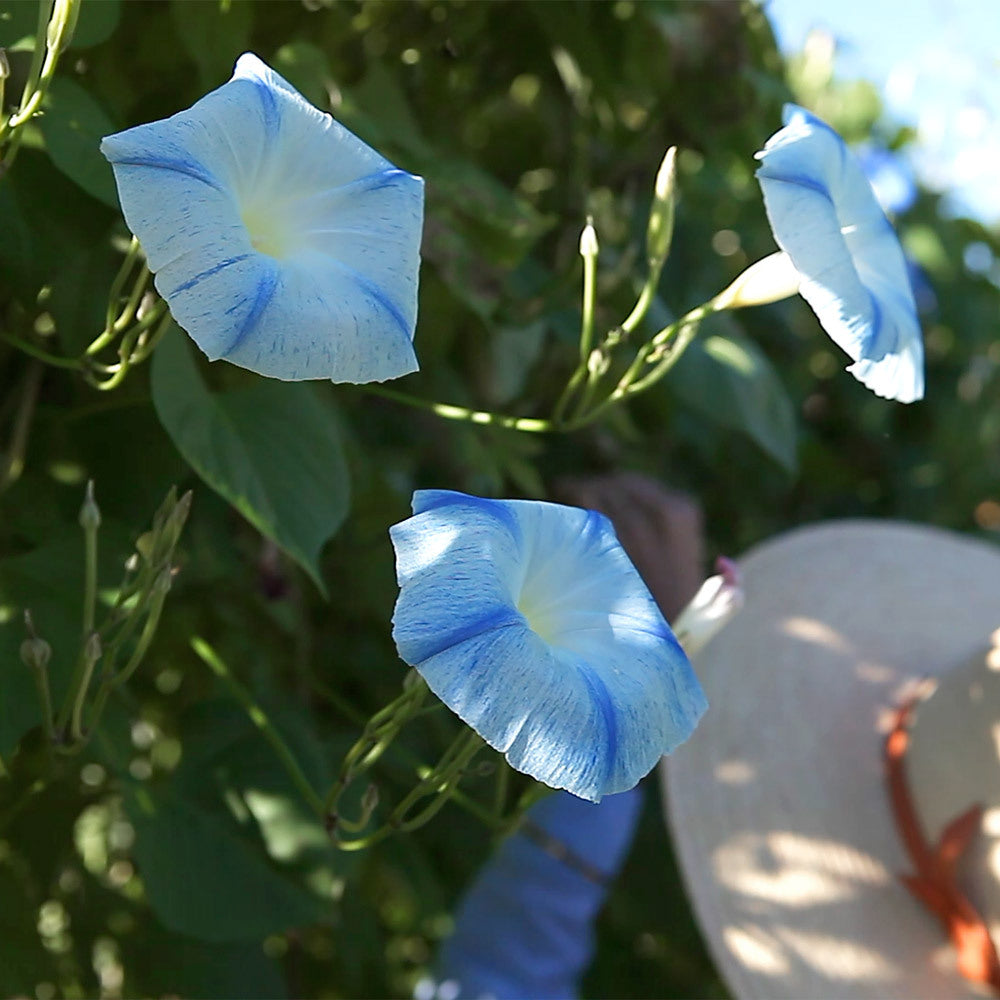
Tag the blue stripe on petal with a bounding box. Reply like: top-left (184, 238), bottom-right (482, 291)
top-left (328, 262), bottom-right (411, 340)
top-left (329, 168), bottom-right (418, 199)
top-left (165, 253), bottom-right (254, 297)
top-left (102, 153), bottom-right (226, 195)
top-left (251, 78), bottom-right (281, 138)
top-left (862, 290), bottom-right (886, 359)
top-left (413, 490), bottom-right (522, 544)
top-left (223, 263), bottom-right (280, 353)
top-left (575, 662), bottom-right (617, 792)
top-left (406, 606), bottom-right (526, 665)
top-left (755, 169), bottom-right (836, 209)
top-left (412, 489), bottom-right (466, 515)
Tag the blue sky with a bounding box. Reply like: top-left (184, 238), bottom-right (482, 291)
top-left (763, 0), bottom-right (1000, 224)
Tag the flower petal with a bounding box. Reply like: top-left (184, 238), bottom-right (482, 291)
top-left (101, 53), bottom-right (424, 383)
top-left (755, 104), bottom-right (924, 402)
top-left (390, 490), bottom-right (706, 802)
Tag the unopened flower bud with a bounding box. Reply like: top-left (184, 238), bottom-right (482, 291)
top-left (83, 631), bottom-right (102, 664)
top-left (672, 556), bottom-right (744, 658)
top-left (586, 347), bottom-right (608, 377)
top-left (163, 490), bottom-right (193, 549)
top-left (152, 568), bottom-right (173, 598)
top-left (579, 219), bottom-right (599, 260)
top-left (78, 481), bottom-right (101, 532)
top-left (20, 636), bottom-right (52, 672)
top-left (135, 532), bottom-right (155, 564)
top-left (46, 0), bottom-right (81, 55)
top-left (713, 251), bottom-right (801, 311)
top-left (646, 146), bottom-right (677, 264)
top-left (359, 783), bottom-right (380, 824)
top-left (0, 49), bottom-right (10, 81)
top-left (45, 0), bottom-right (80, 53)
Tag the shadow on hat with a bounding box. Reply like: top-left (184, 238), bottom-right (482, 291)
top-left (663, 520), bottom-right (1000, 999)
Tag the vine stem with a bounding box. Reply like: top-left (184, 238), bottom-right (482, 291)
top-left (363, 385), bottom-right (554, 434)
top-left (191, 637), bottom-right (326, 818)
top-left (564, 300), bottom-right (716, 430)
top-left (0, 330), bottom-right (82, 369)
top-left (0, 361), bottom-right (43, 493)
top-left (333, 728), bottom-right (485, 851)
top-left (0, 0), bottom-right (82, 175)
top-left (0, 0), bottom-right (49, 150)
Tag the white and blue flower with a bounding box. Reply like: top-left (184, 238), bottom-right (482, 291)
top-left (756, 104), bottom-right (924, 402)
top-left (389, 490), bottom-right (707, 803)
top-left (101, 53), bottom-right (423, 383)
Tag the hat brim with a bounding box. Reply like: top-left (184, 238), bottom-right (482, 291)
top-left (663, 520), bottom-right (1000, 999)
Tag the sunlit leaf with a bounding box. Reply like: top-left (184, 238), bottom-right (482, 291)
top-left (125, 781), bottom-right (329, 943)
top-left (151, 326), bottom-right (351, 595)
top-left (671, 331), bottom-right (798, 472)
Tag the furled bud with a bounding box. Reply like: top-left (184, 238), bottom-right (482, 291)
top-left (20, 636), bottom-right (52, 672)
top-left (46, 0), bottom-right (81, 55)
top-left (713, 251), bottom-right (801, 311)
top-left (672, 556), bottom-right (744, 658)
top-left (646, 146), bottom-right (677, 264)
top-left (78, 480), bottom-right (101, 532)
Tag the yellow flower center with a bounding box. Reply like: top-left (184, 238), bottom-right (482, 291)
top-left (241, 203), bottom-right (295, 259)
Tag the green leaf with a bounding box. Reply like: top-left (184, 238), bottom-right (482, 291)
top-left (123, 926), bottom-right (287, 1000)
top-left (124, 781), bottom-right (329, 943)
top-left (340, 64), bottom-right (553, 268)
top-left (488, 321), bottom-right (547, 404)
top-left (0, 149), bottom-right (111, 301)
top-left (71, 0), bottom-right (122, 49)
top-left (0, 4), bottom-right (38, 49)
top-left (169, 0), bottom-right (253, 91)
top-left (272, 41), bottom-right (333, 109)
top-left (62, 404), bottom-right (189, 526)
top-left (0, 864), bottom-right (54, 994)
top-left (150, 327), bottom-right (350, 595)
top-left (671, 331), bottom-right (799, 472)
top-left (171, 698), bottom-right (353, 891)
top-left (122, 697), bottom-right (348, 945)
top-left (39, 76), bottom-right (119, 207)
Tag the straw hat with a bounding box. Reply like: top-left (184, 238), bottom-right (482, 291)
top-left (662, 520), bottom-right (1000, 999)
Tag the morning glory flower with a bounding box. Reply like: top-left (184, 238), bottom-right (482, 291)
top-left (101, 53), bottom-right (423, 383)
top-left (389, 490), bottom-right (707, 803)
top-left (755, 104), bottom-right (924, 403)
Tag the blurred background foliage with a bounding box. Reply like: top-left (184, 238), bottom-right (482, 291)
top-left (0, 0), bottom-right (998, 997)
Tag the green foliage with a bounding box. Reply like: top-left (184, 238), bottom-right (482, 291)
top-left (672, 329), bottom-right (798, 472)
top-left (40, 75), bottom-right (119, 206)
top-left (151, 327), bottom-right (350, 595)
top-left (0, 1), bottom-right (998, 997)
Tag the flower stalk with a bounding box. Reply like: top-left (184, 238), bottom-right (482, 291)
top-left (0, 0), bottom-right (82, 176)
top-left (2, 234), bottom-right (171, 389)
top-left (45, 485), bottom-right (192, 751)
top-left (20, 612), bottom-right (55, 743)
